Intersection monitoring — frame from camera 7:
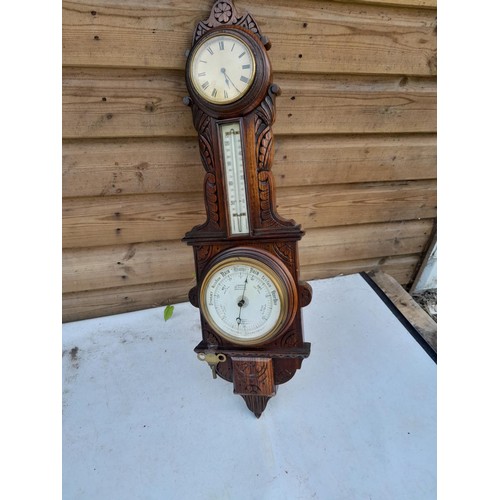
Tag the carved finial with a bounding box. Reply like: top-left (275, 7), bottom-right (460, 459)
top-left (192, 0), bottom-right (269, 47)
top-left (212, 1), bottom-right (238, 24)
top-left (199, 0), bottom-right (241, 33)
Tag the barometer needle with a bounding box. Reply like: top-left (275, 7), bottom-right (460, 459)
top-left (236, 274), bottom-right (249, 327)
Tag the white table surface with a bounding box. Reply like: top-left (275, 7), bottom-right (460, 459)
top-left (62, 274), bottom-right (436, 500)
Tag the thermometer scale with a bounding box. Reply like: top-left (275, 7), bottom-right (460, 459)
top-left (220, 122), bottom-right (249, 236)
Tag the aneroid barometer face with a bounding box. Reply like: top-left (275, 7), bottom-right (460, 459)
top-left (200, 257), bottom-right (287, 344)
top-left (189, 33), bottom-right (256, 104)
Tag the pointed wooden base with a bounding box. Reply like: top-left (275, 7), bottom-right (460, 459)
top-left (241, 395), bottom-right (272, 418)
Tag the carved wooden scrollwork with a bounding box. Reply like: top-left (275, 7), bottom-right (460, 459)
top-left (273, 359), bottom-right (301, 385)
top-left (197, 245), bottom-right (213, 264)
top-left (233, 360), bottom-right (269, 394)
top-left (276, 329), bottom-right (300, 348)
top-left (273, 242), bottom-right (294, 264)
top-left (253, 85), bottom-right (299, 232)
top-left (201, 318), bottom-right (223, 347)
top-left (232, 357), bottom-right (275, 400)
top-left (183, 101), bottom-right (223, 235)
top-left (195, 245), bottom-right (221, 276)
top-left (204, 173), bottom-right (220, 228)
top-left (255, 85), bottom-right (279, 172)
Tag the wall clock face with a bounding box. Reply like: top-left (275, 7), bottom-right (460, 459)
top-left (189, 33), bottom-right (256, 104)
top-left (200, 256), bottom-right (288, 345)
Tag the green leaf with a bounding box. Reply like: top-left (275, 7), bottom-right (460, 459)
top-left (163, 305), bottom-right (174, 321)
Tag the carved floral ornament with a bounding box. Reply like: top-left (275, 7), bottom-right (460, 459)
top-left (214, 2), bottom-right (233, 23)
top-left (193, 0), bottom-right (266, 45)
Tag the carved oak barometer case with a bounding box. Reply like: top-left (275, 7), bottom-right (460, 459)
top-left (183, 0), bottom-right (312, 418)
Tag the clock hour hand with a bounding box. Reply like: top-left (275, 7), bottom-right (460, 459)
top-left (222, 69), bottom-right (231, 89)
top-left (221, 68), bottom-right (240, 94)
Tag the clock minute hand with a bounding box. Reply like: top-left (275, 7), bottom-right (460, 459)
top-left (221, 68), bottom-right (240, 94)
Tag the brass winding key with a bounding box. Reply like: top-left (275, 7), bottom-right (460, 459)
top-left (197, 352), bottom-right (227, 379)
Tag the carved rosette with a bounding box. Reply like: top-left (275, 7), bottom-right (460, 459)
top-left (193, 0), bottom-right (268, 47)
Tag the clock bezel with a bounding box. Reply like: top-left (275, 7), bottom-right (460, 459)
top-left (185, 25), bottom-right (271, 118)
top-left (189, 32), bottom-right (257, 105)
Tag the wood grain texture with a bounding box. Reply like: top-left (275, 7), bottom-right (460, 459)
top-left (301, 254), bottom-right (420, 283)
top-left (62, 253), bottom-right (420, 322)
top-left (62, 68), bottom-right (436, 139)
top-left (62, 219), bottom-right (432, 294)
top-left (300, 219), bottom-right (433, 265)
top-left (368, 269), bottom-right (436, 352)
top-left (63, 138), bottom-right (204, 197)
top-left (276, 180), bottom-right (436, 230)
top-left (61, 0), bottom-right (437, 321)
top-left (346, 0), bottom-right (436, 7)
top-left (62, 180), bottom-right (436, 248)
top-left (62, 278), bottom-right (194, 322)
top-left (63, 0), bottom-right (436, 75)
top-left (62, 241), bottom-right (194, 293)
top-left (63, 134), bottom-right (436, 197)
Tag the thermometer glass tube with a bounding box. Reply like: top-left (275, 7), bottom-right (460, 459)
top-left (220, 122), bottom-right (250, 236)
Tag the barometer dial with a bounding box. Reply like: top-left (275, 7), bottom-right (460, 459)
top-left (200, 256), bottom-right (288, 345)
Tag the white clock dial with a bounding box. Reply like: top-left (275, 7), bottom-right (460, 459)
top-left (220, 122), bottom-right (249, 235)
top-left (190, 33), bottom-right (256, 104)
top-left (200, 257), bottom-right (287, 344)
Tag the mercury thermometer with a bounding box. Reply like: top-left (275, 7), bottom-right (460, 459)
top-left (220, 122), bottom-right (250, 236)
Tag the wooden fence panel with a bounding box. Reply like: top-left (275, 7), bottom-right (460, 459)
top-left (62, 180), bottom-right (436, 248)
top-left (62, 69), bottom-right (436, 138)
top-left (62, 0), bottom-right (437, 321)
top-left (62, 219), bottom-right (433, 294)
top-left (62, 0), bottom-right (436, 75)
top-left (62, 254), bottom-right (420, 322)
top-left (62, 134), bottom-right (436, 197)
